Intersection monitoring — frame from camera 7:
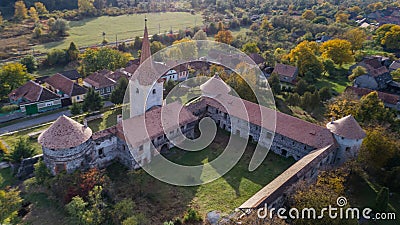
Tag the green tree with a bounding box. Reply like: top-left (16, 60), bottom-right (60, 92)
top-left (302, 9), bottom-right (316, 20)
top-left (268, 73), bottom-right (281, 95)
top-left (381, 25), bottom-right (400, 51)
top-left (193, 30), bottom-right (207, 40)
top-left (0, 62), bottom-right (31, 100)
top-left (242, 42), bottom-right (260, 54)
top-left (294, 79), bottom-right (308, 95)
top-left (349, 66), bottom-right (367, 81)
top-left (320, 39), bottom-right (354, 66)
top-left (335, 12), bottom-right (350, 24)
top-left (78, 0), bottom-right (96, 16)
top-left (82, 88), bottom-right (103, 112)
top-left (34, 2), bottom-right (48, 15)
top-left (70, 101), bottom-right (82, 115)
top-left (80, 48), bottom-right (131, 76)
top-left (286, 93), bottom-right (301, 106)
top-left (49, 18), bottom-right (70, 36)
top-left (344, 28), bottom-right (367, 52)
top-left (376, 187), bottom-right (389, 211)
top-left (355, 91), bottom-right (395, 123)
top-left (66, 42), bottom-right (79, 62)
top-left (133, 36), bottom-right (142, 50)
top-left (110, 77), bottom-right (128, 104)
top-left (20, 55), bottom-right (38, 73)
top-left (46, 49), bottom-right (67, 66)
top-left (66, 196), bottom-right (88, 225)
top-left (207, 22), bottom-right (218, 35)
top-left (28, 7), bottom-right (39, 22)
top-left (360, 127), bottom-right (396, 169)
top-left (214, 30), bottom-right (233, 44)
top-left (288, 41), bottom-right (323, 78)
top-left (318, 87), bottom-right (332, 101)
top-left (150, 41), bottom-right (165, 54)
top-left (0, 188), bottom-right (23, 224)
top-left (14, 0), bottom-right (28, 21)
top-left (111, 199), bottom-right (135, 224)
top-left (323, 59), bottom-right (336, 76)
top-left (34, 159), bottom-right (51, 184)
top-left (9, 138), bottom-right (35, 163)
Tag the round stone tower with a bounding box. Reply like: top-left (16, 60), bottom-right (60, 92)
top-left (38, 115), bottom-right (93, 175)
top-left (326, 115), bottom-right (366, 165)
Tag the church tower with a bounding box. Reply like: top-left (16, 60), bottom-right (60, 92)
top-left (129, 18), bottom-right (164, 118)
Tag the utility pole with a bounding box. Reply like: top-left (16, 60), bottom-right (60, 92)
top-left (115, 34), bottom-right (118, 48)
top-left (159, 23), bottom-right (161, 34)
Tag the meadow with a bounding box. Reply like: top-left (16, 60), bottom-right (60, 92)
top-left (35, 12), bottom-right (203, 52)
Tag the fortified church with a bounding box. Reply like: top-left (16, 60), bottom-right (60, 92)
top-left (37, 20), bottom-right (366, 210)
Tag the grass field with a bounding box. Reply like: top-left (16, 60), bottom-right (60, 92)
top-left (35, 12), bottom-right (203, 52)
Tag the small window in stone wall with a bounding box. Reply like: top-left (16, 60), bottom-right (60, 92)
top-left (55, 163), bottom-right (66, 174)
top-left (139, 145), bottom-right (143, 152)
top-left (98, 148), bottom-right (104, 157)
top-left (136, 88), bottom-right (139, 94)
top-left (266, 132), bottom-right (272, 139)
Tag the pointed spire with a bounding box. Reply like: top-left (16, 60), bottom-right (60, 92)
top-left (140, 17), bottom-right (151, 65)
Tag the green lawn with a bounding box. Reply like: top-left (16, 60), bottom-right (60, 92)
top-left (348, 174), bottom-right (400, 225)
top-left (35, 12), bottom-right (203, 52)
top-left (314, 73), bottom-right (351, 94)
top-left (107, 130), bottom-right (295, 222)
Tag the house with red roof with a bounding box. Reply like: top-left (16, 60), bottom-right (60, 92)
top-left (9, 81), bottom-right (62, 115)
top-left (271, 63), bottom-right (298, 88)
top-left (44, 73), bottom-right (87, 105)
top-left (83, 70), bottom-right (117, 97)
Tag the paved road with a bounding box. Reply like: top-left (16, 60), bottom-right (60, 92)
top-left (0, 101), bottom-right (115, 135)
top-left (0, 110), bottom-right (71, 135)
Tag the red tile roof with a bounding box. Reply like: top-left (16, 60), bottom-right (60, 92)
top-left (326, 115), bottom-right (366, 140)
top-left (84, 70), bottom-right (116, 88)
top-left (248, 53), bottom-right (265, 65)
top-left (8, 81), bottom-right (60, 103)
top-left (119, 101), bottom-right (198, 146)
top-left (202, 94), bottom-right (335, 149)
top-left (345, 86), bottom-right (400, 105)
top-left (273, 63), bottom-right (298, 78)
top-left (39, 115), bottom-right (92, 149)
top-left (44, 73), bottom-right (74, 95)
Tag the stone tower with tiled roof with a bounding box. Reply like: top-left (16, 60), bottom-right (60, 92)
top-left (129, 18), bottom-right (164, 118)
top-left (39, 115), bottom-right (93, 174)
top-left (326, 115), bottom-right (366, 164)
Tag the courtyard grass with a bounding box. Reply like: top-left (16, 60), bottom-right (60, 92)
top-left (107, 130), bottom-right (295, 221)
top-left (35, 12), bottom-right (203, 52)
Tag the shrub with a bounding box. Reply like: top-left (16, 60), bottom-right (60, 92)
top-left (183, 208), bottom-right (202, 223)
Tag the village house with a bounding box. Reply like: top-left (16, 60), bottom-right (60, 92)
top-left (83, 70), bottom-right (117, 97)
top-left (345, 86), bottom-right (400, 111)
top-left (59, 70), bottom-right (83, 85)
top-left (9, 81), bottom-right (62, 115)
top-left (271, 63), bottom-right (298, 88)
top-left (44, 73), bottom-right (87, 106)
top-left (352, 56), bottom-right (393, 90)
